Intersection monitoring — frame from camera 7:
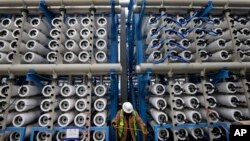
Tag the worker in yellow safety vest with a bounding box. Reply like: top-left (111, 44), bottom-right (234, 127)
top-left (112, 102), bottom-right (148, 141)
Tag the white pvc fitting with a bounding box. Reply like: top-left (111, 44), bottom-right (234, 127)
top-left (30, 18), bottom-right (50, 34)
top-left (28, 29), bottom-right (49, 45)
top-left (80, 28), bottom-right (91, 40)
top-left (175, 128), bottom-right (188, 141)
top-left (149, 120), bottom-right (169, 140)
top-left (38, 111), bottom-right (61, 127)
top-left (64, 51), bottom-right (80, 63)
top-left (67, 17), bottom-right (81, 30)
top-left (0, 40), bottom-right (11, 52)
top-left (197, 39), bottom-right (207, 49)
top-left (47, 52), bottom-right (57, 63)
top-left (26, 40), bottom-right (49, 55)
top-left (206, 39), bottom-right (227, 52)
top-left (42, 85), bottom-right (60, 97)
top-left (166, 83), bottom-right (183, 95)
top-left (10, 131), bottom-right (21, 141)
top-left (6, 52), bottom-right (14, 63)
top-left (48, 40), bottom-right (67, 53)
top-left (165, 109), bottom-right (186, 124)
top-left (199, 50), bottom-right (209, 61)
top-left (208, 50), bottom-right (231, 62)
top-left (36, 131), bottom-right (51, 141)
top-left (56, 131), bottom-right (66, 141)
top-left (0, 52), bottom-right (8, 64)
top-left (40, 99), bottom-right (59, 112)
top-left (12, 29), bottom-right (30, 42)
top-left (96, 28), bottom-right (107, 41)
top-left (149, 84), bottom-right (165, 95)
top-left (197, 109), bottom-right (219, 123)
top-left (76, 85), bottom-right (88, 97)
top-left (75, 99), bottom-right (88, 112)
top-left (93, 131), bottom-right (105, 141)
top-left (79, 39), bottom-right (90, 50)
top-left (197, 82), bottom-right (215, 94)
top-left (93, 110), bottom-right (107, 127)
top-left (51, 18), bottom-right (67, 33)
top-left (146, 17), bottom-right (160, 32)
top-left (214, 95), bottom-right (239, 107)
top-left (96, 39), bottom-right (107, 52)
top-left (97, 17), bottom-right (107, 29)
top-left (94, 85), bottom-right (107, 97)
top-left (182, 83), bottom-right (197, 95)
top-left (94, 98), bottom-right (107, 112)
top-left (209, 127), bottom-right (222, 139)
top-left (58, 111), bottom-right (77, 127)
top-left (95, 51), bottom-right (107, 63)
top-left (180, 39), bottom-right (196, 53)
top-left (23, 52), bottom-right (47, 64)
top-left (147, 50), bottom-right (162, 63)
top-left (149, 108), bottom-right (168, 124)
top-left (146, 28), bottom-right (159, 44)
top-left (50, 28), bottom-right (66, 42)
top-left (146, 39), bottom-right (161, 54)
top-left (66, 28), bottom-right (81, 42)
top-left (15, 98), bottom-right (42, 112)
top-left (187, 128), bottom-right (204, 140)
top-left (59, 98), bottom-right (76, 112)
top-left (0, 29), bottom-right (14, 41)
top-left (65, 40), bottom-right (81, 54)
top-left (215, 107), bottom-right (243, 122)
top-left (74, 113), bottom-right (87, 127)
top-left (78, 51), bottom-right (90, 63)
top-left (60, 85), bottom-right (76, 97)
top-left (197, 95), bottom-right (217, 108)
top-left (183, 110), bottom-right (202, 123)
top-left (81, 17), bottom-right (91, 28)
top-left (12, 111), bottom-right (42, 127)
top-left (216, 82), bottom-right (237, 93)
top-left (149, 96), bottom-right (167, 110)
top-left (18, 85), bottom-right (40, 97)
top-left (182, 96), bottom-right (200, 109)
top-left (179, 50), bottom-right (194, 62)
top-left (1, 18), bottom-right (16, 30)
top-left (167, 96), bottom-right (185, 110)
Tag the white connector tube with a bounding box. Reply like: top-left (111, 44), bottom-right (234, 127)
top-left (6, 52), bottom-right (14, 63)
top-left (78, 51), bottom-right (90, 63)
top-left (15, 98), bottom-right (42, 112)
top-left (215, 107), bottom-right (243, 121)
top-left (64, 52), bottom-right (80, 63)
top-left (179, 50), bottom-right (194, 62)
top-left (214, 95), bottom-right (239, 107)
top-left (216, 82), bottom-right (237, 93)
top-left (187, 128), bottom-right (204, 140)
top-left (149, 108), bottom-right (168, 124)
top-left (75, 99), bottom-right (88, 112)
top-left (0, 29), bottom-right (14, 41)
top-left (12, 29), bottom-right (30, 42)
top-left (93, 110), bottom-right (107, 127)
top-left (0, 40), bottom-right (11, 52)
top-left (23, 52), bottom-right (47, 64)
top-left (60, 85), bottom-right (76, 97)
top-left (197, 95), bottom-right (217, 108)
top-left (199, 50), bottom-right (209, 61)
top-left (59, 98), bottom-right (76, 112)
top-left (146, 39), bottom-right (161, 54)
top-left (94, 98), bottom-right (107, 112)
top-left (167, 96), bottom-right (185, 110)
top-left (197, 39), bottom-right (207, 49)
top-left (182, 82), bottom-right (197, 95)
top-left (96, 39), bottom-right (107, 52)
top-left (66, 28), bottom-right (81, 42)
top-left (48, 40), bottom-right (67, 53)
top-left (67, 17), bottom-right (81, 30)
top-left (58, 111), bottom-right (77, 127)
top-left (74, 113), bottom-right (87, 127)
top-left (56, 131), bottom-right (66, 141)
top-left (93, 131), bottom-right (105, 141)
top-left (146, 17), bottom-right (160, 32)
top-left (80, 28), bottom-right (91, 40)
top-left (40, 99), bottom-right (59, 112)
top-left (97, 17), bottom-right (107, 29)
top-left (149, 96), bottom-right (167, 110)
top-left (18, 85), bottom-right (40, 97)
top-left (12, 111), bottom-right (42, 127)
top-left (50, 28), bottom-right (66, 42)
top-left (179, 39), bottom-right (196, 53)
top-left (76, 85), bottom-right (88, 97)
top-left (146, 28), bottom-right (159, 44)
top-left (65, 40), bottom-right (81, 54)
top-left (81, 17), bottom-right (91, 28)
top-left (197, 82), bottom-right (215, 94)
top-left (30, 18), bottom-right (50, 34)
top-left (208, 127), bottom-right (222, 139)
top-left (149, 84), bottom-right (165, 95)
top-left (1, 18), bottom-right (16, 30)
top-left (182, 96), bottom-right (200, 109)
top-left (166, 83), bottom-right (183, 95)
top-left (149, 121), bottom-right (169, 140)
top-left (174, 128), bottom-right (188, 141)
top-left (42, 85), bottom-right (60, 97)
top-left (183, 110), bottom-right (202, 123)
top-left (95, 51), bottom-right (107, 63)
top-left (36, 131), bottom-right (51, 141)
top-left (28, 29), bottom-right (49, 45)
top-left (94, 85), bottom-right (107, 97)
top-left (79, 39), bottom-right (90, 50)
top-left (47, 52), bottom-right (57, 63)
top-left (51, 18), bottom-right (67, 33)
top-left (208, 50), bottom-right (231, 62)
top-left (26, 40), bottom-right (50, 55)
top-left (146, 51), bottom-right (162, 63)
top-left (165, 109), bottom-right (186, 124)
top-left (38, 112), bottom-right (61, 127)
top-left (0, 52), bottom-right (8, 64)
top-left (197, 109), bottom-right (219, 123)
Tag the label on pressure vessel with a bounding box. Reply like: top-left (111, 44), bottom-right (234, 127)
top-left (66, 128), bottom-right (80, 139)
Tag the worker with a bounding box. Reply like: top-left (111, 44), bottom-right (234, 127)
top-left (111, 102), bottom-right (148, 141)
